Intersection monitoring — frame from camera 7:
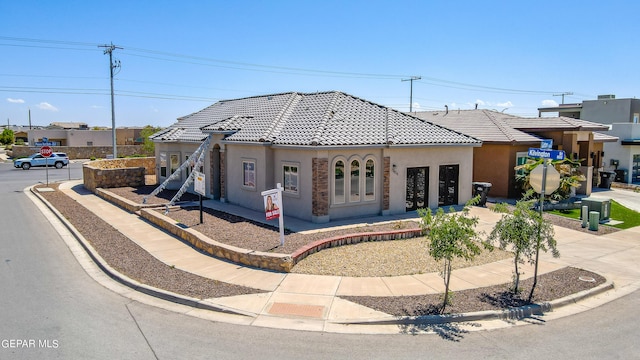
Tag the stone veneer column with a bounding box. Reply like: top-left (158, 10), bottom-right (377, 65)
top-left (383, 156), bottom-right (390, 211)
top-left (312, 157), bottom-right (329, 222)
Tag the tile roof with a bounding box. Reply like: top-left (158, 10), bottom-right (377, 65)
top-left (413, 109), bottom-right (611, 144)
top-left (414, 109), bottom-right (541, 143)
top-left (153, 91), bottom-right (481, 147)
top-left (593, 132), bottom-right (619, 142)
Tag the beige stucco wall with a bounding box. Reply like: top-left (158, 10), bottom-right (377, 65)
top-left (154, 142), bottom-right (206, 193)
top-left (384, 146), bottom-right (475, 215)
top-left (157, 138), bottom-right (476, 223)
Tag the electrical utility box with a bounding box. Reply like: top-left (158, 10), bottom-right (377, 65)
top-left (580, 198), bottom-right (611, 222)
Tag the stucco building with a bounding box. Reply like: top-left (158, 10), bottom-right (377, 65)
top-left (151, 91), bottom-right (481, 223)
top-left (538, 95), bottom-right (640, 184)
top-left (413, 109), bottom-right (615, 198)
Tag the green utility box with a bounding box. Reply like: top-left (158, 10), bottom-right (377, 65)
top-left (580, 198), bottom-right (611, 222)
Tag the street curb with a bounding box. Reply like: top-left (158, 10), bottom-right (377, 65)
top-left (332, 280), bottom-right (615, 326)
top-left (28, 182), bottom-right (617, 329)
top-left (28, 185), bottom-right (257, 319)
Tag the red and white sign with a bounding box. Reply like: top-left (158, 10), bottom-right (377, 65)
top-left (261, 183), bottom-right (285, 246)
top-left (263, 191), bottom-right (281, 220)
top-left (40, 146), bottom-right (53, 157)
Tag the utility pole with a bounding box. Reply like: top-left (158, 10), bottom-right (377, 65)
top-left (99, 42), bottom-right (122, 158)
top-left (401, 76), bottom-right (421, 112)
top-left (553, 92), bottom-right (573, 104)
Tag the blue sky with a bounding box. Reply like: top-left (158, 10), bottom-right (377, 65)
top-left (1, 0), bottom-right (639, 128)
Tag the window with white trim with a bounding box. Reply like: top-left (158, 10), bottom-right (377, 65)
top-left (332, 156), bottom-right (376, 205)
top-left (283, 163), bottom-right (299, 194)
top-left (170, 153), bottom-right (180, 175)
top-left (160, 152), bottom-right (167, 177)
top-left (334, 160), bottom-right (345, 204)
top-left (350, 160), bottom-right (360, 201)
top-left (365, 158), bottom-right (375, 201)
top-left (516, 151), bottom-right (528, 176)
top-left (242, 160), bottom-right (256, 189)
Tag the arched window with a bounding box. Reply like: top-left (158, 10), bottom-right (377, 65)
top-left (332, 156), bottom-right (377, 205)
top-left (334, 160), bottom-right (345, 204)
top-left (365, 158), bottom-right (375, 201)
top-left (350, 160), bottom-right (360, 201)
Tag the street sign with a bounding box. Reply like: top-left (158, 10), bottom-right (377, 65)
top-left (540, 139), bottom-right (553, 149)
top-left (530, 163), bottom-right (561, 194)
top-left (528, 148), bottom-right (565, 161)
top-left (40, 146), bottom-right (53, 157)
top-left (35, 142), bottom-right (54, 146)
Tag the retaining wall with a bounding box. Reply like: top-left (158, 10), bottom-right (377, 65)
top-left (83, 158), bottom-right (155, 192)
top-left (9, 145), bottom-right (148, 159)
top-left (97, 186), bottom-right (424, 273)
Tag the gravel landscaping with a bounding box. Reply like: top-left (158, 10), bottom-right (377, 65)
top-left (37, 184), bottom-right (608, 315)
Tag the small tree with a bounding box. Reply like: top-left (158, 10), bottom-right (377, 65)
top-left (0, 128), bottom-right (14, 146)
top-left (488, 193), bottom-right (559, 300)
top-left (418, 197), bottom-right (488, 313)
top-left (140, 125), bottom-right (162, 156)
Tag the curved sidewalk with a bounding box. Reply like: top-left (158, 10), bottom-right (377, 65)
top-left (37, 180), bottom-right (640, 333)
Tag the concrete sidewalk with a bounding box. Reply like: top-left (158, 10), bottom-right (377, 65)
top-left (33, 180), bottom-right (640, 333)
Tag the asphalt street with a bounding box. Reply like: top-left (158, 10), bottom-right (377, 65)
top-left (0, 161), bottom-right (638, 359)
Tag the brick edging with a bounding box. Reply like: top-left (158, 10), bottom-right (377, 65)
top-left (290, 229), bottom-right (423, 267)
top-left (97, 189), bottom-right (424, 273)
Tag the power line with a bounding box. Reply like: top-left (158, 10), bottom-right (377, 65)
top-left (1, 36), bottom-right (578, 96)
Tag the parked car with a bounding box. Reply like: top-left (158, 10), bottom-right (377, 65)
top-left (13, 152), bottom-right (69, 170)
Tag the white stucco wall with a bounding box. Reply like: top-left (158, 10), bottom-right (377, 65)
top-left (603, 123), bottom-right (640, 183)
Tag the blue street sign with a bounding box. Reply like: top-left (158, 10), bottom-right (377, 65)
top-left (35, 141), bottom-right (54, 146)
top-left (528, 148), bottom-right (565, 160)
top-left (540, 139), bottom-right (553, 149)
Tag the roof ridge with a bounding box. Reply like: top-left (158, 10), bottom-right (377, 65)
top-left (259, 92), bottom-right (302, 142)
top-left (310, 92), bottom-right (344, 146)
top-left (484, 109), bottom-right (518, 142)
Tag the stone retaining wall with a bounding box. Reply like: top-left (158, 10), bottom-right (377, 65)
top-left (140, 208), bottom-right (295, 272)
top-left (83, 158), bottom-right (155, 192)
top-left (95, 188), bottom-right (159, 213)
top-left (96, 186), bottom-right (425, 273)
top-left (9, 145), bottom-right (148, 159)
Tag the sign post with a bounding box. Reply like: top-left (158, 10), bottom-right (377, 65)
top-left (40, 145), bottom-right (53, 186)
top-left (261, 183), bottom-right (285, 247)
top-left (527, 148), bottom-right (565, 302)
top-left (193, 171), bottom-right (206, 224)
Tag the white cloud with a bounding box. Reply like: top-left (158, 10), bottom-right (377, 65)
top-left (475, 99), bottom-right (486, 106)
top-left (37, 102), bottom-right (59, 112)
top-left (496, 101), bottom-right (513, 108)
top-left (542, 99), bottom-right (558, 107)
top-left (7, 98), bottom-right (25, 103)
top-left (91, 105), bottom-right (103, 109)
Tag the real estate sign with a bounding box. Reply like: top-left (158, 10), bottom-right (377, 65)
top-left (261, 184), bottom-right (285, 246)
top-left (194, 171), bottom-right (206, 196)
